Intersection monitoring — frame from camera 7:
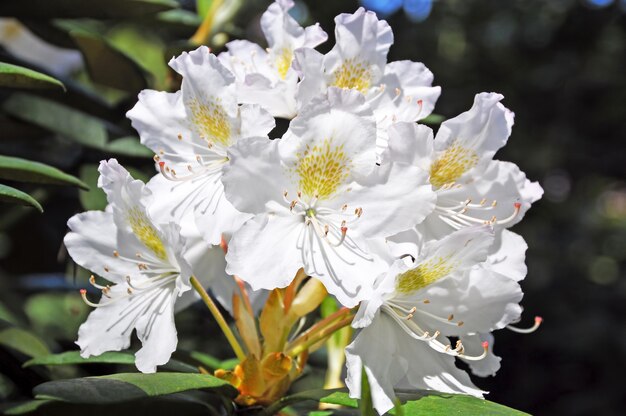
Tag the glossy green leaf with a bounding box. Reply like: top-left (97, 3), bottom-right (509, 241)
top-left (24, 350), bottom-right (199, 373)
top-left (24, 351), bottom-right (135, 368)
top-left (0, 63), bottom-right (65, 90)
top-left (78, 164), bottom-right (107, 211)
top-left (71, 32), bottom-right (147, 92)
top-left (389, 392), bottom-right (530, 415)
top-left (260, 389), bottom-right (355, 416)
top-left (0, 184), bottom-right (43, 212)
top-left (0, 155), bottom-right (87, 189)
top-left (0, 327), bottom-right (50, 358)
top-left (4, 399), bottom-right (53, 415)
top-left (263, 389), bottom-right (527, 416)
top-left (421, 113), bottom-right (445, 125)
top-left (105, 137), bottom-right (152, 158)
top-left (34, 373), bottom-right (237, 404)
top-left (0, 0), bottom-right (177, 19)
top-left (4, 393), bottom-right (221, 416)
top-left (2, 93), bottom-right (108, 148)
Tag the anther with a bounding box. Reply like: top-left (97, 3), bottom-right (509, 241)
top-left (113, 250), bottom-right (119, 257)
top-left (177, 134), bottom-right (182, 140)
top-left (341, 204), bottom-right (348, 211)
top-left (395, 88), bottom-right (401, 96)
top-left (447, 314), bottom-right (454, 321)
top-left (103, 266), bottom-right (109, 272)
top-left (354, 207), bottom-right (363, 217)
top-left (423, 299), bottom-right (430, 304)
top-left (127, 288), bottom-right (133, 295)
top-left (457, 321), bottom-right (464, 327)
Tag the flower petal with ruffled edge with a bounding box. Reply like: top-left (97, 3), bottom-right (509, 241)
top-left (345, 226), bottom-right (525, 411)
top-left (67, 160), bottom-right (212, 373)
top-left (218, 0), bottom-right (327, 118)
top-left (223, 89), bottom-right (434, 306)
top-left (294, 8), bottom-right (440, 156)
top-left (127, 46), bottom-right (273, 244)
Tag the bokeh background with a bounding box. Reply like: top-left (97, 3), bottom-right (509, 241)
top-left (0, 0), bottom-right (624, 415)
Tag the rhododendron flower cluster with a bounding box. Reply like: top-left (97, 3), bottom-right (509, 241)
top-left (65, 1), bottom-right (543, 413)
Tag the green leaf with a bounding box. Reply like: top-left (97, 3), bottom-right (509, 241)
top-left (3, 399), bottom-right (54, 415)
top-left (33, 373), bottom-right (237, 404)
top-left (2, 93), bottom-right (108, 148)
top-left (260, 389), bottom-right (356, 416)
top-left (0, 0), bottom-right (177, 19)
top-left (421, 113), bottom-right (445, 125)
top-left (359, 368), bottom-right (375, 416)
top-left (70, 32), bottom-right (147, 92)
top-left (24, 351), bottom-right (135, 368)
top-left (0, 63), bottom-right (65, 90)
top-left (389, 392), bottom-right (530, 415)
top-left (24, 350), bottom-right (200, 373)
top-left (0, 184), bottom-right (43, 212)
top-left (105, 137), bottom-right (152, 158)
top-left (0, 327), bottom-right (50, 358)
top-left (0, 155), bottom-right (87, 189)
top-left (78, 165), bottom-right (107, 211)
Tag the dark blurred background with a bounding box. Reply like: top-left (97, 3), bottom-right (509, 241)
top-left (0, 0), bottom-right (624, 415)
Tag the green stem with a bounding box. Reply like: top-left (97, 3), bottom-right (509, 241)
top-left (190, 276), bottom-right (246, 361)
top-left (287, 315), bottom-right (354, 357)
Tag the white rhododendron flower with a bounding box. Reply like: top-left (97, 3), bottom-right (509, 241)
top-left (65, 160), bottom-right (216, 373)
top-left (222, 88), bottom-right (435, 307)
top-left (127, 46), bottom-right (275, 245)
top-left (294, 7), bottom-right (441, 153)
top-left (345, 226), bottom-right (524, 414)
top-left (219, 0), bottom-right (327, 118)
top-left (385, 92), bottom-right (543, 240)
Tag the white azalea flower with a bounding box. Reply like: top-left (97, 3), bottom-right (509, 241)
top-left (294, 7), bottom-right (441, 154)
top-left (385, 92), bottom-right (543, 241)
top-left (218, 0), bottom-right (327, 118)
top-left (64, 159), bottom-right (216, 373)
top-left (222, 88), bottom-right (435, 307)
top-left (127, 46), bottom-right (275, 245)
top-left (0, 18), bottom-right (82, 76)
top-left (345, 226), bottom-right (524, 414)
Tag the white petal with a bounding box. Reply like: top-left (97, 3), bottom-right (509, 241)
top-left (383, 122), bottom-right (434, 169)
top-left (239, 104), bottom-right (276, 138)
top-left (397, 332), bottom-right (484, 399)
top-left (347, 162), bottom-right (435, 238)
top-left (304, 231), bottom-right (388, 307)
top-left (65, 211), bottom-right (133, 284)
top-left (486, 230), bottom-right (528, 282)
top-left (126, 89), bottom-right (192, 165)
top-left (225, 213), bottom-right (304, 290)
top-left (460, 333), bottom-right (502, 377)
top-left (223, 137), bottom-right (289, 214)
top-left (418, 267), bottom-right (523, 335)
top-left (293, 47), bottom-right (326, 107)
top-left (377, 60), bottom-right (441, 121)
top-left (169, 46), bottom-right (235, 105)
top-left (325, 8), bottom-right (393, 82)
top-left (134, 286), bottom-right (179, 373)
top-left (433, 92), bottom-right (513, 180)
top-left (281, 88), bottom-right (377, 180)
top-left (345, 314), bottom-right (407, 415)
top-left (194, 182), bottom-right (252, 246)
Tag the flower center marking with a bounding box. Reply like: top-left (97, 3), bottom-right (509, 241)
top-left (429, 140), bottom-right (479, 188)
top-left (331, 58), bottom-right (372, 93)
top-left (396, 257), bottom-right (455, 294)
top-left (127, 207), bottom-right (167, 260)
top-left (294, 139), bottom-right (350, 200)
top-left (187, 99), bottom-right (232, 147)
top-left (275, 47), bottom-right (293, 80)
